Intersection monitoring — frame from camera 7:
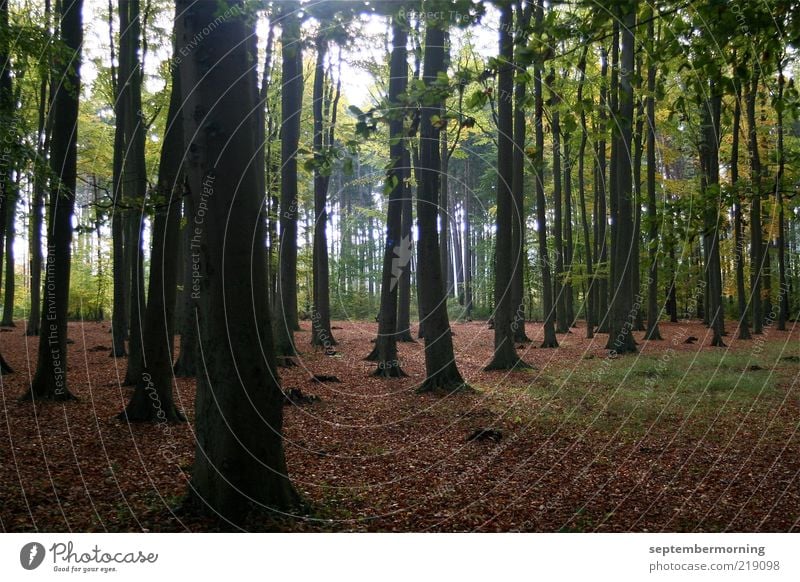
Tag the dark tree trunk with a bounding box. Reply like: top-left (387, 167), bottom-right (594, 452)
top-left (594, 47), bottom-right (609, 333)
top-left (775, 66), bottom-right (788, 330)
top-left (396, 149), bottom-right (414, 341)
top-left (1, 185), bottom-right (16, 326)
top-left (699, 86), bottom-right (725, 347)
top-left (731, 71), bottom-right (750, 340)
top-left (121, 0), bottom-right (147, 385)
top-left (178, 0), bottom-right (299, 525)
top-left (746, 71), bottom-right (763, 334)
top-left (415, 18), bottom-right (468, 393)
top-left (644, 14), bottom-right (662, 340)
top-left (550, 70), bottom-right (568, 334)
top-left (576, 46), bottom-right (593, 338)
top-left (173, 193), bottom-right (198, 377)
top-left (486, 3), bottom-right (527, 371)
top-left (510, 0), bottom-right (531, 342)
top-left (533, 0), bottom-right (557, 348)
top-left (311, 34), bottom-right (338, 348)
top-left (563, 134), bottom-right (575, 327)
top-left (274, 3), bottom-right (303, 360)
top-left (371, 17), bottom-right (409, 377)
top-left (463, 181), bottom-right (473, 321)
top-left (21, 0), bottom-right (83, 401)
top-left (120, 28), bottom-right (185, 423)
top-left (605, 3), bottom-right (637, 354)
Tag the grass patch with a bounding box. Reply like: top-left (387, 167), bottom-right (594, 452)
top-left (489, 343), bottom-right (798, 437)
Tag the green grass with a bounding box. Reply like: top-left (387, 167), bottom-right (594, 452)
top-left (488, 341), bottom-right (799, 437)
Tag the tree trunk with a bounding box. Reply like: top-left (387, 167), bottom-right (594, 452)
top-left (120, 26), bottom-right (185, 422)
top-left (550, 70), bottom-right (568, 334)
top-left (486, 2), bottom-right (527, 370)
top-left (173, 193), bottom-right (198, 377)
top-left (699, 85), bottom-right (725, 347)
top-left (415, 18), bottom-right (468, 393)
top-left (594, 47), bottom-right (609, 333)
top-left (563, 134), bottom-right (575, 327)
top-left (605, 3), bottom-right (637, 354)
top-left (21, 0), bottom-right (83, 401)
top-left (121, 0), bottom-right (148, 384)
top-left (178, 0), bottom-right (299, 525)
top-left (576, 46), bottom-right (593, 338)
top-left (775, 66), bottom-right (788, 330)
top-left (731, 69), bottom-right (750, 339)
top-left (274, 2), bottom-right (303, 360)
top-left (534, 0), bottom-right (557, 348)
top-left (746, 70), bottom-right (763, 334)
top-left (311, 35), bottom-right (337, 348)
top-left (371, 17), bottom-right (409, 377)
top-left (644, 14), bottom-right (662, 340)
top-left (1, 185), bottom-right (16, 326)
top-left (510, 0), bottom-right (531, 342)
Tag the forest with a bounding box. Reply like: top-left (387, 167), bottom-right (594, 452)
top-left (0, 0), bottom-right (798, 532)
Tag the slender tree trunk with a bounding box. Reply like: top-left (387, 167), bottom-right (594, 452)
top-left (120, 28), bottom-right (185, 422)
top-left (21, 0), bottom-right (83, 401)
top-left (397, 147), bottom-right (414, 341)
top-left (311, 35), bottom-right (337, 348)
top-left (563, 134), bottom-right (575, 327)
top-left (576, 46), bottom-right (593, 338)
top-left (605, 3), bottom-right (637, 354)
top-left (121, 0), bottom-right (148, 385)
top-left (415, 18), bottom-right (468, 392)
top-left (746, 70), bottom-right (763, 334)
top-left (510, 0), bottom-right (531, 342)
top-left (274, 3), bottom-right (303, 360)
top-left (644, 14), bottom-right (662, 340)
top-left (594, 47), bottom-right (609, 333)
top-left (731, 71), bottom-right (750, 339)
top-left (550, 70), bottom-right (568, 334)
top-left (178, 0), bottom-right (299, 525)
top-left (486, 2), bottom-right (527, 370)
top-left (2, 186), bottom-right (16, 326)
top-left (534, 0), bottom-right (557, 348)
top-left (775, 66), bottom-right (788, 330)
top-left (699, 85), bottom-right (725, 346)
top-left (371, 17), bottom-right (409, 377)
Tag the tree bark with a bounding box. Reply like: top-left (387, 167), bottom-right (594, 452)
top-left (746, 70), bottom-right (763, 334)
top-left (274, 2), bottom-right (303, 360)
top-left (644, 14), bottom-right (662, 340)
top-left (486, 2), bottom-right (527, 370)
top-left (415, 16), bottom-right (468, 393)
top-left (731, 70), bottom-right (750, 339)
top-left (120, 26), bottom-right (185, 422)
top-left (311, 34), bottom-right (338, 348)
top-left (576, 46), bottom-right (593, 338)
top-left (21, 0), bottom-right (83, 401)
top-left (533, 0), bottom-right (557, 348)
top-left (371, 17), bottom-right (409, 377)
top-left (178, 0), bottom-right (299, 525)
top-left (605, 3), bottom-right (637, 354)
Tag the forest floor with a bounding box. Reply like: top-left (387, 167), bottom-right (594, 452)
top-left (0, 318), bottom-right (798, 532)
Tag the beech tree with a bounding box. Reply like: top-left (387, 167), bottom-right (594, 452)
top-left (177, 0), bottom-right (298, 524)
top-left (21, 0), bottom-right (84, 400)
